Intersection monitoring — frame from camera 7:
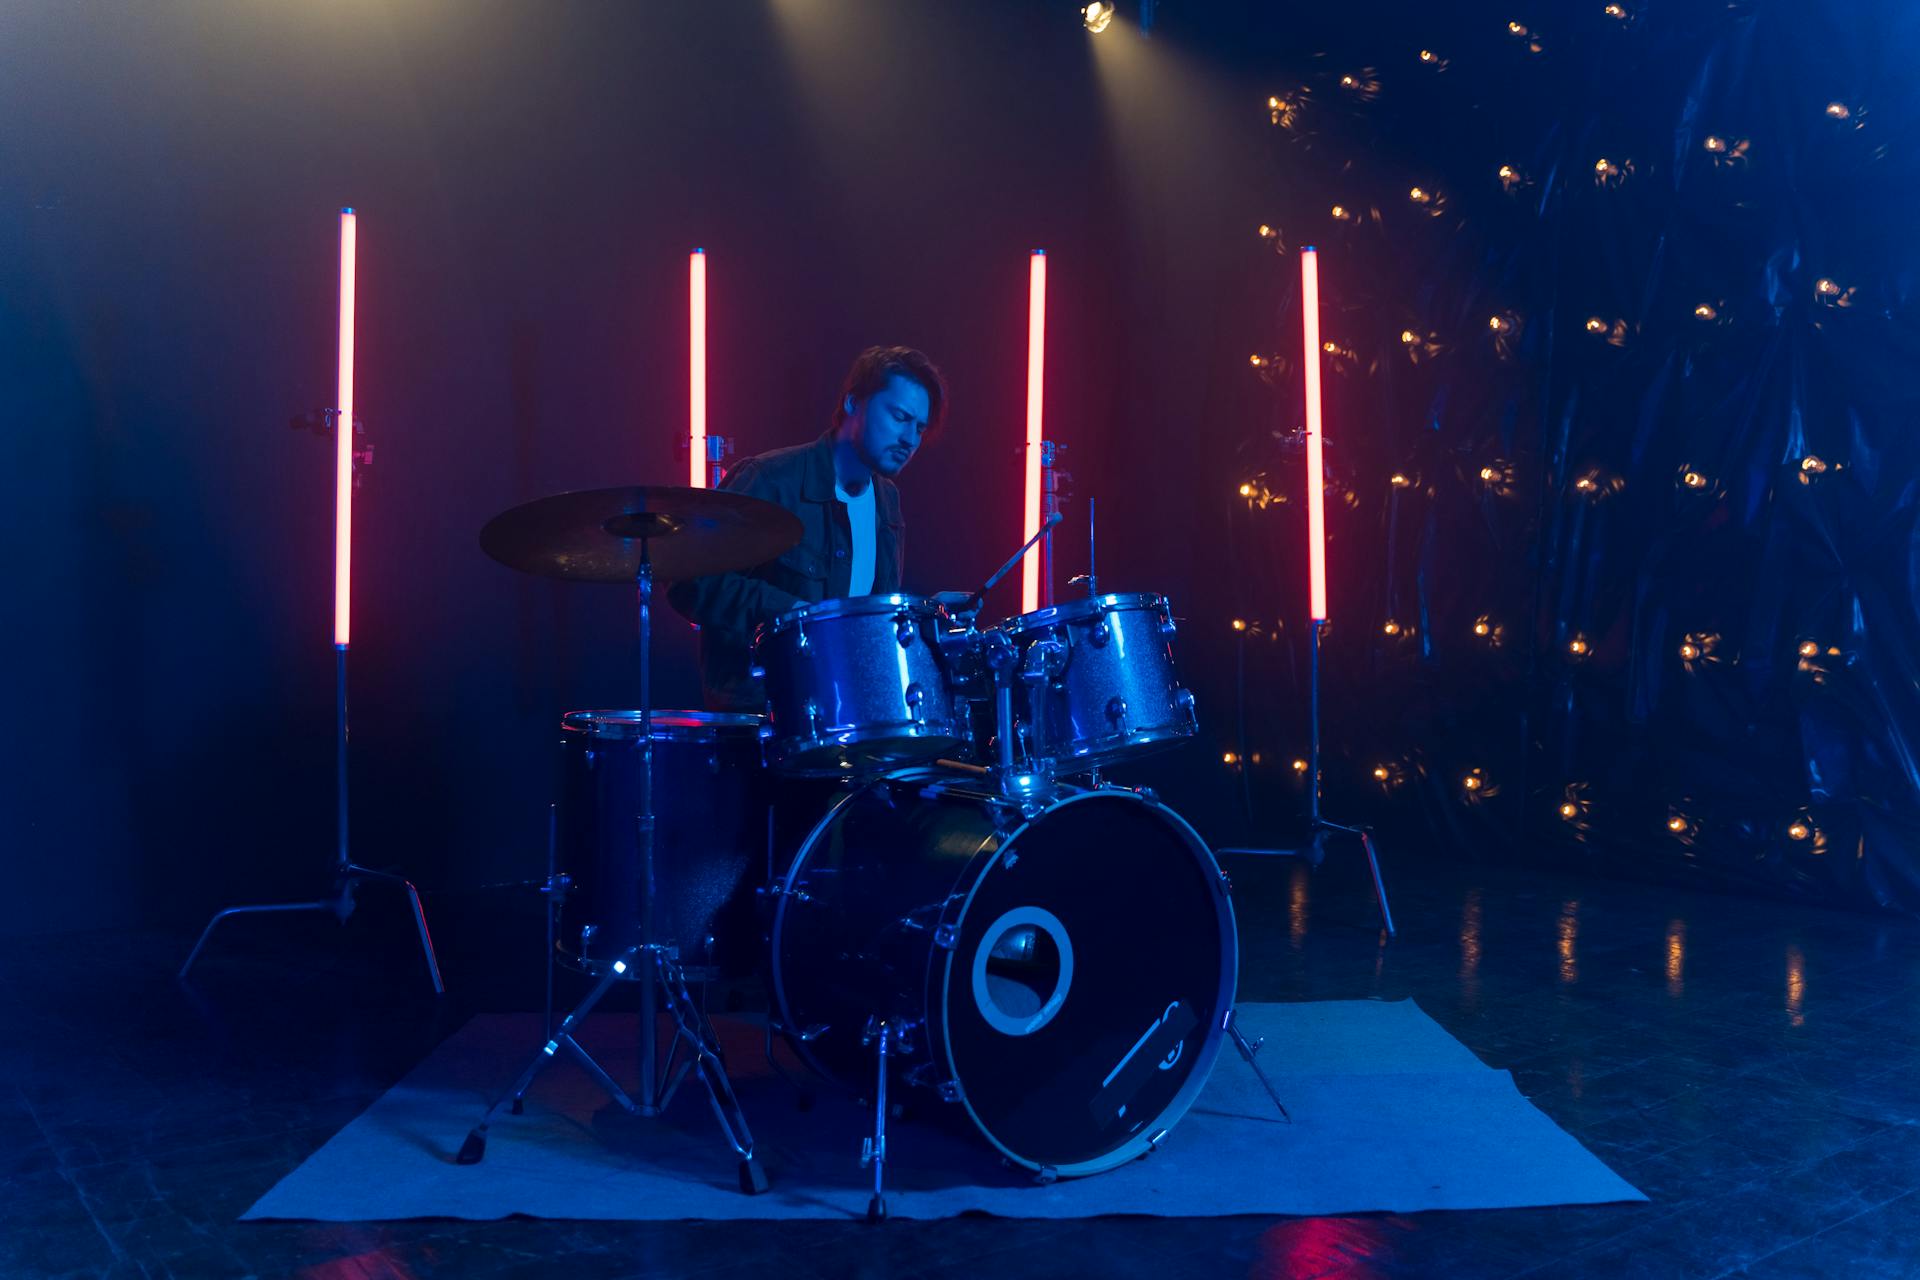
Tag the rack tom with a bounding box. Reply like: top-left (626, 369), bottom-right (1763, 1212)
top-left (995, 592), bottom-right (1198, 771)
top-left (753, 594), bottom-right (966, 776)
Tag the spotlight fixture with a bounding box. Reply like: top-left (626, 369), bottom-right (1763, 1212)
top-left (1082, 1), bottom-right (1115, 33)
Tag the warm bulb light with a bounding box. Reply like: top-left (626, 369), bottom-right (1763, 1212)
top-left (1463, 774), bottom-right (1484, 791)
top-left (1704, 135), bottom-right (1727, 153)
top-left (1679, 641), bottom-right (1700, 661)
top-left (1473, 619), bottom-right (1491, 637)
top-left (1390, 471), bottom-right (1411, 487)
top-left (1800, 455), bottom-right (1828, 474)
top-left (1585, 317), bottom-right (1607, 333)
top-left (1291, 758), bottom-right (1309, 773)
top-left (1798, 640), bottom-right (1819, 658)
top-left (1239, 482), bottom-right (1255, 497)
top-left (1507, 20), bottom-right (1527, 35)
top-left (1400, 329), bottom-right (1417, 345)
top-left (1373, 765), bottom-right (1390, 780)
top-left (1383, 619), bottom-right (1401, 636)
top-left (1682, 470), bottom-right (1707, 489)
top-left (1694, 303), bottom-right (1718, 320)
top-left (1814, 277), bottom-right (1840, 297)
top-left (1668, 816), bottom-right (1689, 832)
top-left (1082, 2), bottom-right (1116, 34)
top-left (1409, 186), bottom-right (1428, 202)
top-left (1232, 618), bottom-right (1248, 632)
top-left (1419, 49), bottom-right (1437, 62)
top-left (1559, 802), bottom-right (1579, 820)
top-left (1479, 466), bottom-right (1499, 482)
top-left (1330, 204), bottom-right (1351, 221)
top-left (1568, 636), bottom-right (1590, 656)
top-left (1824, 102), bottom-right (1850, 120)
top-left (1223, 751), bottom-right (1239, 765)
top-left (1788, 821), bottom-right (1811, 841)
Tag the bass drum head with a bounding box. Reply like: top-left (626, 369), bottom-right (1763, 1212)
top-left (939, 790), bottom-right (1235, 1175)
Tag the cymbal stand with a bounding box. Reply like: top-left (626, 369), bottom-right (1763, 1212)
top-left (457, 539), bottom-right (767, 1194)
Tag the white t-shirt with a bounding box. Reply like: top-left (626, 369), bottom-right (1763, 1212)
top-left (835, 480), bottom-right (877, 595)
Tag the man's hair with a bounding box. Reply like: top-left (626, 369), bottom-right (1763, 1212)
top-left (833, 346), bottom-right (949, 435)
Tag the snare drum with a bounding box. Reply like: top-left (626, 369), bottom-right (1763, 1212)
top-left (752, 594), bottom-right (966, 776)
top-left (555, 710), bottom-right (768, 978)
top-left (995, 592), bottom-right (1198, 771)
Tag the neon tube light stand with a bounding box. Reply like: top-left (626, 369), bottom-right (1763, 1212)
top-left (181, 209), bottom-right (445, 991)
top-left (1218, 246), bottom-right (1395, 938)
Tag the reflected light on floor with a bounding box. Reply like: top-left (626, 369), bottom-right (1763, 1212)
top-left (1786, 944), bottom-right (1806, 1027)
top-left (1665, 920), bottom-right (1685, 998)
top-left (1459, 888), bottom-right (1483, 1011)
top-left (1252, 1215), bottom-right (1393, 1279)
top-left (1289, 865), bottom-right (1310, 951)
top-left (1557, 899), bottom-right (1580, 985)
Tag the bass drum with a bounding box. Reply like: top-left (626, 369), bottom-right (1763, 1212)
top-left (769, 769), bottom-right (1237, 1177)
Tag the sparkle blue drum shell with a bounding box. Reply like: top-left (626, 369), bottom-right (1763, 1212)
top-left (769, 769), bottom-right (1237, 1176)
top-left (555, 710), bottom-right (769, 979)
top-left (753, 595), bottom-right (968, 777)
top-left (995, 592), bottom-right (1199, 772)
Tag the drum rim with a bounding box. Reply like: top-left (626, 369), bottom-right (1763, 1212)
top-left (764, 725), bottom-right (968, 777)
top-left (993, 591), bottom-right (1168, 633)
top-left (560, 709), bottom-right (766, 740)
top-left (762, 592), bottom-right (940, 635)
top-left (935, 786), bottom-right (1237, 1176)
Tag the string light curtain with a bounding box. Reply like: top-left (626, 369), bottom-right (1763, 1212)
top-left (1232, 0), bottom-right (1920, 913)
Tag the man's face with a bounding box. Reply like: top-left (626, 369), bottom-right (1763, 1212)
top-left (845, 374), bottom-right (931, 478)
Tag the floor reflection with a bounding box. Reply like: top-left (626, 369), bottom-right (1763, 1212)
top-left (1786, 943), bottom-right (1806, 1027)
top-left (1557, 899), bottom-right (1580, 985)
top-left (1666, 919), bottom-right (1685, 999)
top-left (1252, 1215), bottom-right (1392, 1279)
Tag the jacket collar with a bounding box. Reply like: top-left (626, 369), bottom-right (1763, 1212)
top-left (803, 428), bottom-right (904, 525)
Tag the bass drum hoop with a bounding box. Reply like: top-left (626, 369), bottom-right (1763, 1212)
top-left (768, 770), bottom-right (1238, 1178)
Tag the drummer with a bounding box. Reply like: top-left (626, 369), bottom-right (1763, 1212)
top-left (667, 345), bottom-right (948, 712)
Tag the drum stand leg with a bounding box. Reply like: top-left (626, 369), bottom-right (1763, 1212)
top-left (458, 944), bottom-right (639, 1164)
top-left (860, 1018), bottom-right (892, 1223)
top-left (456, 943), bottom-right (767, 1195)
top-left (1224, 1010), bottom-right (1292, 1124)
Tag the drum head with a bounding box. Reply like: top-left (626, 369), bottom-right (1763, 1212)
top-left (938, 791), bottom-right (1234, 1174)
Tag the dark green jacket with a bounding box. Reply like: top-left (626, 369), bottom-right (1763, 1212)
top-left (666, 430), bottom-right (905, 711)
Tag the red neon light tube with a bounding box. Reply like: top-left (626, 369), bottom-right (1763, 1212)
top-left (1301, 246), bottom-right (1328, 623)
top-left (689, 248), bottom-right (707, 488)
top-left (1022, 249), bottom-right (1047, 614)
top-left (335, 209), bottom-right (356, 648)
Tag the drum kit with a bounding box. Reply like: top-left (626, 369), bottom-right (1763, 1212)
top-left (455, 482), bottom-right (1281, 1220)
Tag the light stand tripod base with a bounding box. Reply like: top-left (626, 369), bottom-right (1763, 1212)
top-left (178, 646), bottom-right (446, 992)
top-left (178, 865), bottom-right (446, 990)
top-left (1216, 830), bottom-right (1397, 938)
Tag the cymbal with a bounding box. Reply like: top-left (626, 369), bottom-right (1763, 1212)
top-left (479, 486), bottom-right (803, 584)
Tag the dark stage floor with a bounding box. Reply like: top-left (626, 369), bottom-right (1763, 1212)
top-left (6, 847), bottom-right (1918, 1280)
